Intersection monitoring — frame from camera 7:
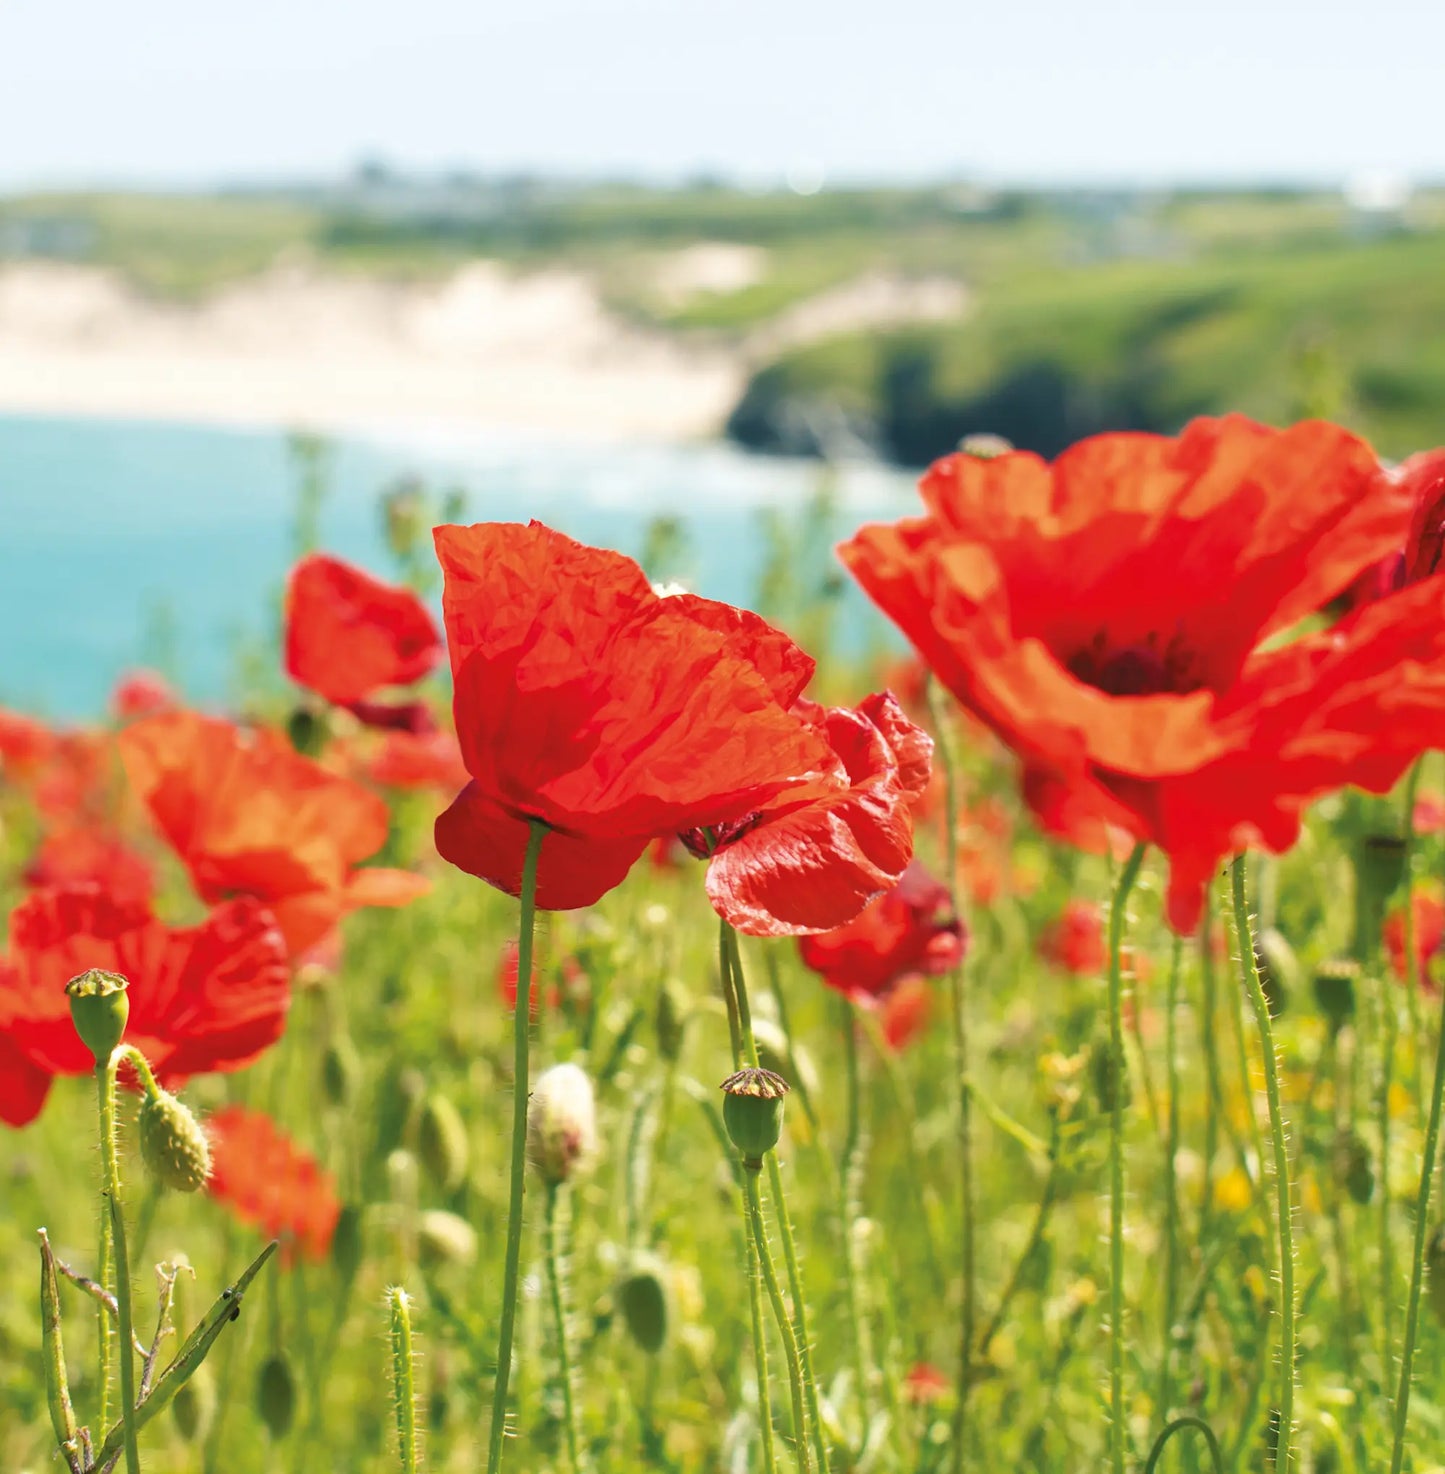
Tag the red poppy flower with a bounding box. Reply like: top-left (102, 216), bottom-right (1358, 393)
top-left (693, 691), bottom-right (932, 936)
top-left (902, 1362), bottom-right (951, 1405)
top-left (1340, 449), bottom-right (1445, 608)
top-left (841, 416), bottom-right (1445, 932)
top-left (1385, 889), bottom-right (1445, 994)
top-left (0, 885), bottom-right (289, 1125)
top-left (879, 976), bottom-right (935, 1050)
top-left (117, 711), bottom-right (429, 955)
top-left (798, 860), bottom-right (963, 999)
top-left (433, 521), bottom-right (834, 910)
top-left (284, 553), bottom-right (442, 707)
top-left (365, 728), bottom-right (469, 794)
top-left (1415, 790), bottom-right (1445, 836)
top-left (23, 825), bottom-right (155, 907)
top-left (111, 669), bottom-right (177, 721)
top-left (205, 1106), bottom-right (341, 1261)
top-left (0, 707), bottom-right (55, 780)
top-left (1038, 900), bottom-right (1108, 975)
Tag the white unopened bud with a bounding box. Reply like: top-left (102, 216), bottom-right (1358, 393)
top-left (527, 1063), bottom-right (597, 1185)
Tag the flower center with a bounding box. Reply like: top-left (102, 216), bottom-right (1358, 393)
top-left (679, 813), bottom-right (764, 858)
top-left (1066, 630), bottom-right (1204, 698)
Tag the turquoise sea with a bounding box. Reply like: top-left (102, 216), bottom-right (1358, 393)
top-left (0, 413), bottom-right (914, 720)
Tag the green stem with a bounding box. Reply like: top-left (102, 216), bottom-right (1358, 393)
top-left (745, 1226), bottom-right (779, 1474)
top-left (744, 1165), bottom-right (812, 1474)
top-left (1160, 933), bottom-right (1184, 1419)
top-left (1230, 855), bottom-right (1295, 1474)
top-left (1378, 959), bottom-right (1398, 1371)
top-left (1388, 973), bottom-right (1445, 1470)
top-left (1107, 842), bottom-right (1148, 1474)
top-left (485, 819), bottom-right (546, 1474)
top-left (928, 681), bottom-right (974, 1474)
top-left (1402, 760), bottom-right (1425, 1118)
top-left (1143, 1417), bottom-right (1225, 1474)
top-left (721, 925), bottom-right (827, 1473)
top-left (544, 1184), bottom-right (588, 1474)
top-left (839, 994), bottom-right (875, 1407)
top-left (387, 1288), bottom-right (419, 1474)
top-left (96, 1069), bottom-right (116, 1439)
top-left (97, 1055), bottom-right (142, 1474)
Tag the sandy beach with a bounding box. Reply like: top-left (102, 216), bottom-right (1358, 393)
top-left (0, 254), bottom-right (967, 441)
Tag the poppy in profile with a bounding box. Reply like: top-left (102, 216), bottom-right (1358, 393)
top-left (1384, 889), bottom-right (1445, 994)
top-left (23, 825), bottom-right (155, 907)
top-left (841, 416), bottom-right (1445, 932)
top-left (798, 860), bottom-right (963, 999)
top-left (118, 710), bottom-right (429, 954)
top-left (693, 692), bottom-right (933, 937)
top-left (433, 521), bottom-right (833, 910)
top-left (284, 553), bottom-right (442, 707)
top-left (1339, 449), bottom-right (1445, 608)
top-left (111, 669), bottom-right (177, 721)
top-left (0, 885), bottom-right (290, 1125)
top-left (206, 1106), bottom-right (341, 1261)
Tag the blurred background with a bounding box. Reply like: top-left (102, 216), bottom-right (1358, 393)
top-left (3, 0), bottom-right (1444, 715)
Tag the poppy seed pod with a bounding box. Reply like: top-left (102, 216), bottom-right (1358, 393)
top-left (527, 1062), bottom-right (597, 1185)
top-left (720, 1067), bottom-right (789, 1166)
top-left (65, 968), bottom-right (129, 1065)
top-left (138, 1085), bottom-right (212, 1193)
top-left (417, 1094), bottom-right (469, 1194)
top-left (1313, 959), bottom-right (1359, 1034)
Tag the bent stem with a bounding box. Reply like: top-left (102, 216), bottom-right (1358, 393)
top-left (1230, 854), bottom-right (1295, 1474)
top-left (1389, 968), bottom-right (1445, 1469)
top-left (96, 1053), bottom-right (142, 1474)
top-left (543, 1183), bottom-right (588, 1474)
top-left (1106, 843), bottom-right (1148, 1474)
top-left (720, 924), bottom-right (828, 1473)
top-left (485, 819), bottom-right (547, 1474)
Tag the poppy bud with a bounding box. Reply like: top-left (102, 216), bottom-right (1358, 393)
top-left (65, 968), bottom-right (129, 1066)
top-left (172, 1364), bottom-right (216, 1442)
top-left (256, 1352), bottom-right (296, 1439)
top-left (1426, 1225), bottom-right (1445, 1325)
top-left (418, 1209), bottom-right (478, 1268)
top-left (1352, 834), bottom-right (1408, 959)
top-left (321, 1036), bottom-right (361, 1107)
top-left (331, 1205), bottom-right (365, 1283)
top-left (1333, 1130), bottom-right (1374, 1206)
top-left (617, 1254), bottom-right (670, 1353)
top-left (527, 1063), bottom-right (597, 1185)
top-left (1088, 1031), bottom-right (1129, 1114)
top-left (138, 1086), bottom-right (212, 1193)
top-left (417, 1095), bottom-right (469, 1194)
top-left (285, 706), bottom-right (326, 757)
top-left (1253, 927), bottom-right (1296, 1018)
top-left (720, 1067), bottom-right (789, 1166)
top-left (655, 981), bottom-right (688, 1063)
top-left (1313, 959), bottom-right (1359, 1035)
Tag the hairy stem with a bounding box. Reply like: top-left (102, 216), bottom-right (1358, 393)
top-left (544, 1185), bottom-right (588, 1474)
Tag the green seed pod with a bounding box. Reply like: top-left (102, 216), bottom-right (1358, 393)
top-left (1426, 1225), bottom-right (1445, 1326)
top-left (172, 1364), bottom-right (216, 1442)
top-left (720, 1067), bottom-right (789, 1164)
top-left (321, 1036), bottom-right (361, 1107)
top-left (331, 1204), bottom-right (365, 1284)
top-left (1088, 1031), bottom-right (1129, 1114)
top-left (65, 969), bottom-right (129, 1065)
top-left (286, 706), bottom-right (326, 757)
top-left (417, 1209), bottom-right (478, 1268)
top-left (959, 432), bottom-right (1014, 459)
top-left (256, 1352), bottom-right (296, 1439)
top-left (1253, 927), bottom-right (1296, 1018)
top-left (527, 1062), bottom-right (598, 1185)
top-left (1333, 1130), bottom-right (1375, 1206)
top-left (617, 1254), bottom-right (670, 1354)
top-left (1313, 959), bottom-right (1359, 1035)
top-left (417, 1094), bottom-right (469, 1194)
top-left (138, 1086), bottom-right (212, 1193)
top-left (654, 981), bottom-right (688, 1063)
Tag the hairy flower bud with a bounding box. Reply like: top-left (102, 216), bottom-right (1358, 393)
top-left (138, 1086), bottom-right (212, 1193)
top-left (418, 1209), bottom-right (478, 1268)
top-left (1313, 959), bottom-right (1359, 1035)
top-left (417, 1094), bottom-right (469, 1194)
top-left (720, 1067), bottom-right (789, 1165)
top-left (256, 1353), bottom-right (296, 1439)
top-left (321, 1036), bottom-right (362, 1108)
top-left (172, 1364), bottom-right (216, 1442)
top-left (617, 1253), bottom-right (670, 1354)
top-left (65, 969), bottom-right (129, 1065)
top-left (654, 981), bottom-right (688, 1063)
top-left (527, 1062), bottom-right (597, 1185)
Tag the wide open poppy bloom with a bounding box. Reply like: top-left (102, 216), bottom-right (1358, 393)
top-left (691, 691), bottom-right (933, 936)
top-left (841, 416), bottom-right (1445, 932)
top-left (285, 553), bottom-right (442, 708)
top-left (0, 885), bottom-right (289, 1126)
top-left (798, 859), bottom-right (963, 998)
top-left (118, 710), bottom-right (429, 955)
top-left (433, 521), bottom-right (835, 910)
top-left (206, 1106), bottom-right (341, 1261)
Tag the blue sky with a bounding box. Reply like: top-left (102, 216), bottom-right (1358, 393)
top-left (2, 0), bottom-right (1441, 188)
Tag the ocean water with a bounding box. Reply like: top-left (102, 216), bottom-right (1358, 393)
top-left (0, 413), bottom-right (916, 720)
